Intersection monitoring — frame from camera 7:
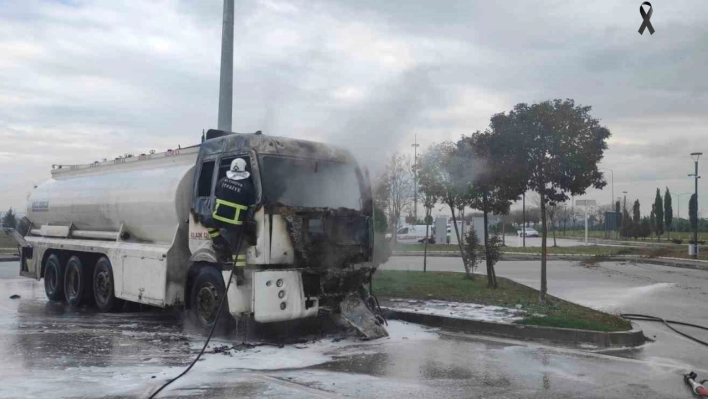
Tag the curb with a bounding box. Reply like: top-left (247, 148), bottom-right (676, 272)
top-left (383, 308), bottom-right (646, 348)
top-left (0, 256), bottom-right (18, 263)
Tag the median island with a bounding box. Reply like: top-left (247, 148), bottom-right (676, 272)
top-left (372, 270), bottom-right (631, 332)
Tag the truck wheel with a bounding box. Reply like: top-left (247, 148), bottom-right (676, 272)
top-left (44, 254), bottom-right (64, 302)
top-left (189, 267), bottom-right (233, 334)
top-left (64, 256), bottom-right (90, 307)
top-left (93, 257), bottom-right (123, 312)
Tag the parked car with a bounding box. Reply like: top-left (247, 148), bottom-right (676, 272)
top-left (517, 228), bottom-right (539, 237)
top-left (396, 225), bottom-right (435, 244)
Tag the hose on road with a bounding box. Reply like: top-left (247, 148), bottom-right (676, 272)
top-left (621, 313), bottom-right (708, 347)
top-left (147, 235), bottom-right (244, 399)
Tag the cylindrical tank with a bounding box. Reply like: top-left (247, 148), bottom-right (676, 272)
top-left (26, 151), bottom-right (197, 244)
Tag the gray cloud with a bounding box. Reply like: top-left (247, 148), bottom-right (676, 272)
top-left (1, 0), bottom-right (707, 217)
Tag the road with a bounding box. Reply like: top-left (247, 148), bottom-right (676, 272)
top-left (1, 260), bottom-right (707, 398)
top-left (382, 256), bottom-right (708, 369)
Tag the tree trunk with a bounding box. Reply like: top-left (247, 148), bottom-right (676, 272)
top-left (502, 219), bottom-right (506, 246)
top-left (449, 205), bottom-right (471, 278)
top-left (483, 192), bottom-right (496, 288)
top-left (553, 224), bottom-right (557, 247)
top-left (539, 191), bottom-right (548, 302)
top-left (423, 207), bottom-right (430, 273)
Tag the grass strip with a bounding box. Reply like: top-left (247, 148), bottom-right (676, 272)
top-left (372, 270), bottom-right (631, 332)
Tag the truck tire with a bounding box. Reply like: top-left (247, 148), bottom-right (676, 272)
top-left (93, 257), bottom-right (123, 312)
top-left (64, 256), bottom-right (90, 307)
top-left (189, 267), bottom-right (234, 334)
top-left (44, 254), bottom-right (64, 302)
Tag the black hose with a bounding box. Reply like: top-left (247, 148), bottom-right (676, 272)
top-left (621, 313), bottom-right (708, 347)
top-left (147, 236), bottom-right (243, 399)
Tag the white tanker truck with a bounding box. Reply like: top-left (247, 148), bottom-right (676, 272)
top-left (12, 129), bottom-right (387, 338)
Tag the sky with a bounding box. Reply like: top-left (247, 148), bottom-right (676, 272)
top-left (1, 0), bottom-right (707, 219)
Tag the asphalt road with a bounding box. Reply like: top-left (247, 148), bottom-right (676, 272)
top-left (1, 260), bottom-right (707, 398)
top-left (382, 256), bottom-right (708, 370)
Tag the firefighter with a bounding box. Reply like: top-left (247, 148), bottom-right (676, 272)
top-left (206, 158), bottom-right (255, 285)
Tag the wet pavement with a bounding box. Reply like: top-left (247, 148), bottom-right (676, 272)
top-left (1, 260), bottom-right (707, 398)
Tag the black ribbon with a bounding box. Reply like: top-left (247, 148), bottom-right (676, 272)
top-left (638, 1), bottom-right (655, 35)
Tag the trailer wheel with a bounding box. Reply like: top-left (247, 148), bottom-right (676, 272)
top-left (64, 256), bottom-right (90, 307)
top-left (44, 254), bottom-right (64, 302)
top-left (93, 257), bottom-right (123, 312)
top-left (189, 267), bottom-right (234, 334)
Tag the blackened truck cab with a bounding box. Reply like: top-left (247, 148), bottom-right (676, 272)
top-left (14, 129), bottom-right (387, 338)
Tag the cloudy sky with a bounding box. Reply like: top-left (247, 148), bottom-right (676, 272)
top-left (1, 0), bottom-right (707, 219)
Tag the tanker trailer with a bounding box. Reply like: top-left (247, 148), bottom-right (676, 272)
top-left (15, 129), bottom-right (387, 339)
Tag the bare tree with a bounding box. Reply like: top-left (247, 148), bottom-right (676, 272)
top-left (378, 152), bottom-right (413, 243)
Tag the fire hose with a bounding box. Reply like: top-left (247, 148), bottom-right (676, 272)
top-left (147, 233), bottom-right (245, 399)
top-left (621, 314), bottom-right (708, 396)
top-left (620, 314), bottom-right (708, 347)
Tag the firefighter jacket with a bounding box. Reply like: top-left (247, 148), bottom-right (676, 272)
top-left (211, 176), bottom-right (255, 229)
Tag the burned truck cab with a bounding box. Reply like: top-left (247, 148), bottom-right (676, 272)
top-left (188, 129), bottom-right (379, 333)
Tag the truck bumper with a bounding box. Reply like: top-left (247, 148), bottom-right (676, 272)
top-left (225, 269), bottom-right (320, 323)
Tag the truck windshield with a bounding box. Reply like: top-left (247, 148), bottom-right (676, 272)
top-left (261, 156), bottom-right (362, 210)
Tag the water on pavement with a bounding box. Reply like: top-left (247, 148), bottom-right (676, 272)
top-left (0, 260), bottom-right (705, 398)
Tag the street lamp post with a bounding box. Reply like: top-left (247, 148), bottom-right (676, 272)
top-left (690, 152), bottom-right (702, 258)
top-left (412, 134), bottom-right (420, 223)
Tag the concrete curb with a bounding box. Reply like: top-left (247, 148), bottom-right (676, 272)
top-left (391, 251), bottom-right (708, 271)
top-left (383, 308), bottom-right (645, 348)
top-left (0, 255), bottom-right (18, 263)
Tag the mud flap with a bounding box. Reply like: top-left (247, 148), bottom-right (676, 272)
top-left (339, 293), bottom-right (389, 340)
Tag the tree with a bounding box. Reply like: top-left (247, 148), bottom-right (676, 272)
top-left (650, 204), bottom-right (656, 238)
top-left (415, 160), bottom-right (439, 273)
top-left (654, 188), bottom-right (664, 241)
top-left (632, 200), bottom-right (641, 240)
top-left (620, 204), bottom-right (632, 239)
top-left (16, 216), bottom-right (31, 236)
top-left (690, 193), bottom-right (698, 234)
top-left (640, 217), bottom-right (651, 239)
top-left (486, 99), bottom-right (610, 301)
top-left (615, 200), bottom-right (621, 238)
top-left (664, 187), bottom-right (673, 239)
top-left (378, 153), bottom-right (414, 242)
top-left (418, 142), bottom-right (475, 278)
top-left (467, 131), bottom-right (525, 288)
top-left (1, 208), bottom-right (17, 229)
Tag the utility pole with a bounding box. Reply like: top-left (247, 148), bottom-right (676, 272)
top-left (411, 134), bottom-right (420, 223)
top-left (217, 0), bottom-right (235, 132)
top-left (690, 152), bottom-right (702, 258)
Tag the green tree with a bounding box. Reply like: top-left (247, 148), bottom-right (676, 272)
top-left (654, 188), bottom-right (664, 241)
top-left (650, 204), bottom-right (656, 238)
top-left (489, 100), bottom-right (610, 301)
top-left (640, 217), bottom-right (651, 239)
top-left (689, 193), bottom-right (698, 233)
top-left (1, 208), bottom-right (17, 229)
top-left (632, 200), bottom-right (641, 239)
top-left (467, 131), bottom-right (525, 288)
top-left (620, 200), bottom-right (632, 239)
top-left (664, 187), bottom-right (673, 239)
